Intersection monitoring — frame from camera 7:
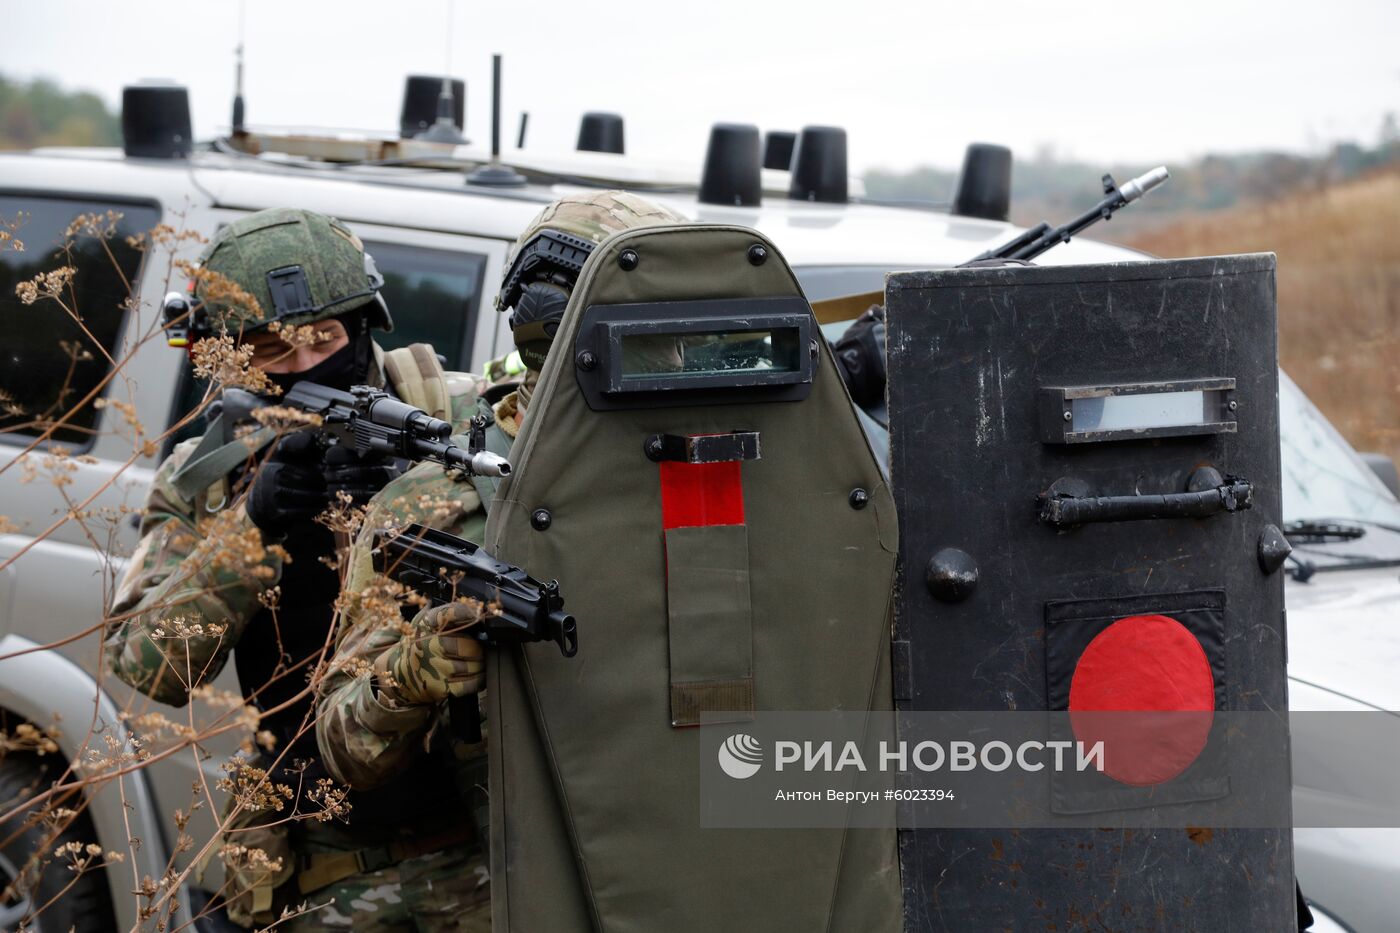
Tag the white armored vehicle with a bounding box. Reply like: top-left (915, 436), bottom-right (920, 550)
top-left (0, 77), bottom-right (1393, 931)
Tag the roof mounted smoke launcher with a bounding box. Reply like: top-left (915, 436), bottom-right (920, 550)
top-left (788, 126), bottom-right (848, 203)
top-left (951, 143), bottom-right (1013, 221)
top-left (121, 81), bottom-right (192, 160)
top-left (699, 123), bottom-right (762, 207)
top-left (763, 131), bottom-right (797, 171)
top-left (401, 75), bottom-right (467, 142)
top-left (577, 112), bottom-right (625, 154)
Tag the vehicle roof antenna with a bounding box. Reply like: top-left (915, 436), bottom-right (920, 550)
top-left (468, 54), bottom-right (526, 186)
top-left (417, 0), bottom-right (466, 144)
top-left (231, 0), bottom-right (247, 134)
top-left (517, 111), bottom-right (529, 149)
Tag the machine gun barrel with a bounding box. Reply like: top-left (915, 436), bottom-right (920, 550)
top-left (372, 523), bottom-right (577, 657)
top-left (962, 166), bottom-right (1169, 266)
top-left (222, 381), bottom-right (511, 477)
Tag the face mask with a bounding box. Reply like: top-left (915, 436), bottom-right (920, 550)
top-left (263, 330), bottom-right (369, 396)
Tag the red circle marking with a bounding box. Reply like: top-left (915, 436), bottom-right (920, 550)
top-left (1068, 614), bottom-right (1215, 786)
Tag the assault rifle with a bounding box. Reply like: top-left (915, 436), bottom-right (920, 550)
top-left (372, 522), bottom-right (577, 657)
top-left (218, 381), bottom-right (512, 478)
top-left (961, 166), bottom-right (1170, 266)
top-left (373, 522), bottom-right (578, 743)
top-left (832, 167), bottom-right (1172, 428)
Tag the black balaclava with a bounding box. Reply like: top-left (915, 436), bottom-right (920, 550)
top-left (262, 311), bottom-right (373, 396)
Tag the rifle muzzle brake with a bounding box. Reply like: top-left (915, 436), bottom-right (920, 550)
top-left (1120, 166), bottom-right (1170, 203)
top-left (470, 451), bottom-right (512, 477)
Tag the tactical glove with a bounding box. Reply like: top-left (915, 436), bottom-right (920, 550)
top-left (322, 445), bottom-right (403, 508)
top-left (246, 432), bottom-right (330, 536)
top-left (833, 304), bottom-right (887, 411)
top-left (375, 602), bottom-right (486, 706)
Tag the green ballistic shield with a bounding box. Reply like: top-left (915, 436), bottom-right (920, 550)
top-left (484, 225), bottom-right (900, 932)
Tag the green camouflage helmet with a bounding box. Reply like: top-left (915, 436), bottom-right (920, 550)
top-left (496, 191), bottom-right (687, 369)
top-left (190, 207), bottom-right (392, 336)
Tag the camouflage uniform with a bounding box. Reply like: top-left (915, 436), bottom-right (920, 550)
top-left (104, 349), bottom-right (481, 708)
top-left (316, 413), bottom-right (500, 785)
top-left (302, 398), bottom-right (499, 933)
top-left (281, 847), bottom-right (489, 932)
top-left (315, 194), bottom-right (686, 902)
top-left (105, 354), bottom-right (490, 931)
top-left (317, 191), bottom-right (688, 786)
top-left (105, 209), bottom-right (489, 930)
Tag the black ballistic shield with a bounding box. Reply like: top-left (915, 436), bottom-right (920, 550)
top-left (887, 255), bottom-right (1294, 929)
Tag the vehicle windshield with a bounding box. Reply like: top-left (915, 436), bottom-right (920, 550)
top-left (1278, 371), bottom-right (1400, 528)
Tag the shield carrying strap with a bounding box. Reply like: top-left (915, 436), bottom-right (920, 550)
top-left (382, 343), bottom-right (451, 419)
top-left (249, 880), bottom-right (275, 915)
top-left (170, 414), bottom-right (276, 504)
top-left (659, 453), bottom-right (755, 727)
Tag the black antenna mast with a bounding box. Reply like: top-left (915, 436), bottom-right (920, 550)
top-left (417, 0), bottom-right (466, 143)
top-left (231, 0), bottom-right (246, 133)
top-left (467, 54), bottom-right (525, 186)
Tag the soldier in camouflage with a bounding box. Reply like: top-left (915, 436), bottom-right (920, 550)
top-left (314, 192), bottom-right (687, 906)
top-left (106, 208), bottom-right (488, 930)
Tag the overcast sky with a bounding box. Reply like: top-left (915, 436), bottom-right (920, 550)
top-left (5, 0), bottom-right (1398, 173)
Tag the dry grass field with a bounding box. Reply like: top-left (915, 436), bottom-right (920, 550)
top-left (1127, 165), bottom-right (1400, 464)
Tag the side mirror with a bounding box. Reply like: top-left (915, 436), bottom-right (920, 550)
top-left (1359, 451), bottom-right (1400, 498)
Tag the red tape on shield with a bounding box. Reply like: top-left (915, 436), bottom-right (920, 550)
top-left (659, 460), bottom-right (745, 529)
top-left (1068, 614), bottom-right (1216, 786)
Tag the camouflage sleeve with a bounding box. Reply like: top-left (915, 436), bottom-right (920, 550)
top-left (106, 440), bottom-right (283, 707)
top-left (316, 455), bottom-right (487, 789)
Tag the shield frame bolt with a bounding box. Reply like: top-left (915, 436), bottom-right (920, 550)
top-left (618, 248), bottom-right (639, 271)
top-left (531, 508), bottom-right (553, 531)
top-left (576, 350), bottom-right (597, 371)
top-left (926, 547), bottom-right (978, 603)
top-left (849, 487), bottom-right (870, 510)
top-left (1062, 410), bottom-right (1073, 422)
top-left (1257, 523), bottom-right (1292, 574)
top-left (747, 243), bottom-right (768, 266)
top-left (1228, 400), bottom-right (1239, 412)
top-left (1187, 465), bottom-right (1224, 492)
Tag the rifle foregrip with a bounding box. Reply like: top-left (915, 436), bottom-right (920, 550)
top-left (372, 525), bottom-right (578, 658)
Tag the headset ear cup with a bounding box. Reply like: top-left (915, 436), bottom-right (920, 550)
top-left (510, 281), bottom-right (572, 332)
top-left (509, 281), bottom-right (574, 370)
top-left (366, 292), bottom-right (393, 332)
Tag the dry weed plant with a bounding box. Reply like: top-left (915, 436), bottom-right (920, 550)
top-left (0, 212), bottom-right (415, 932)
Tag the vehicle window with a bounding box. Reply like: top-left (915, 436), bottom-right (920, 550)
top-left (366, 240), bottom-right (486, 368)
top-left (794, 264), bottom-right (902, 302)
top-left (0, 194), bottom-right (159, 450)
top-left (1279, 373), bottom-right (1400, 526)
top-left (165, 240), bottom-right (487, 451)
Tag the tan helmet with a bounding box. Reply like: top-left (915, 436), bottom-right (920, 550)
top-left (496, 191), bottom-right (687, 369)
